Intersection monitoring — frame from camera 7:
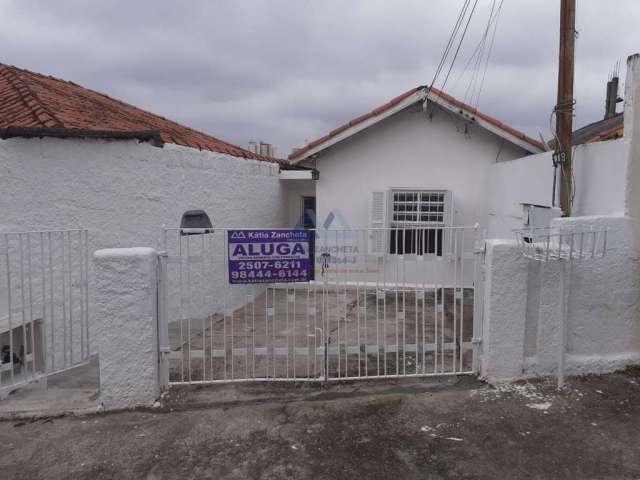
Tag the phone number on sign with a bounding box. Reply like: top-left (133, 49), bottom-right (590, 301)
top-left (230, 269), bottom-right (308, 280)
top-left (236, 260), bottom-right (304, 270)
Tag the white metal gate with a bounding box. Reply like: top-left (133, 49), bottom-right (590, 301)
top-left (158, 225), bottom-right (483, 385)
top-left (0, 230), bottom-right (90, 395)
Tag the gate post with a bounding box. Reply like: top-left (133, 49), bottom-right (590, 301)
top-left (93, 247), bottom-right (160, 409)
top-left (157, 251), bottom-right (170, 390)
top-left (480, 240), bottom-right (529, 383)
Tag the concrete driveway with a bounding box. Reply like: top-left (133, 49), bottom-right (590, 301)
top-left (1, 369), bottom-right (640, 479)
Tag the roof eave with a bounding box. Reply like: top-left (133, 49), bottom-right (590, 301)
top-left (0, 127), bottom-right (164, 146)
top-left (425, 92), bottom-right (544, 154)
top-left (289, 89), bottom-right (427, 164)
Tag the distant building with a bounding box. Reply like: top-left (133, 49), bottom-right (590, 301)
top-left (570, 74), bottom-right (624, 145)
top-left (248, 141), bottom-right (276, 157)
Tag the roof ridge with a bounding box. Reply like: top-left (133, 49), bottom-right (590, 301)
top-left (289, 84), bottom-right (544, 160)
top-left (0, 64), bottom-right (63, 128)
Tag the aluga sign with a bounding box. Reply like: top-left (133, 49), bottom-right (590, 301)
top-left (227, 229), bottom-right (313, 284)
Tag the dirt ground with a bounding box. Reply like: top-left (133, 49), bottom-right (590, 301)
top-left (1, 369), bottom-right (640, 479)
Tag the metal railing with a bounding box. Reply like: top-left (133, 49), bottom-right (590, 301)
top-left (158, 225), bottom-right (483, 385)
top-left (0, 230), bottom-right (90, 394)
top-left (514, 225), bottom-right (608, 262)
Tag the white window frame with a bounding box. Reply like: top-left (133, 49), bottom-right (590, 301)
top-left (369, 188), bottom-right (453, 257)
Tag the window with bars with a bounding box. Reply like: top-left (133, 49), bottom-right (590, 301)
top-left (389, 190), bottom-right (449, 255)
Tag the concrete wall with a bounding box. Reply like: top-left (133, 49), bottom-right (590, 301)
top-left (311, 103), bottom-right (529, 231)
top-left (0, 137), bottom-right (287, 352)
top-left (481, 215), bottom-right (640, 382)
top-left (487, 139), bottom-right (630, 238)
top-left (94, 248), bottom-right (159, 409)
top-left (0, 137), bottom-right (286, 244)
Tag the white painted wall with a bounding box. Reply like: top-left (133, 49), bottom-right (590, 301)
top-left (303, 104), bottom-right (527, 286)
top-left (487, 139), bottom-right (630, 238)
top-left (312, 104), bottom-right (529, 232)
top-left (0, 137), bottom-right (286, 243)
top-left (481, 215), bottom-right (640, 382)
top-left (94, 247), bottom-right (159, 409)
top-left (282, 180), bottom-right (316, 228)
top-left (0, 137), bottom-right (287, 353)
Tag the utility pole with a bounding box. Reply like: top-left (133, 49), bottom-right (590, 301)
top-left (556, 0), bottom-right (576, 216)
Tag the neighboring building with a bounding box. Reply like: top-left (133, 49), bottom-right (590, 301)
top-left (248, 141), bottom-right (276, 157)
top-left (562, 75), bottom-right (624, 147)
top-left (0, 62), bottom-right (289, 248)
top-left (287, 85), bottom-right (545, 249)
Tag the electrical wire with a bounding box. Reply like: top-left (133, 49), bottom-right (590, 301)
top-left (428, 0), bottom-right (472, 93)
top-left (451, 0), bottom-right (503, 103)
top-left (473, 0), bottom-right (504, 110)
top-left (439, 0), bottom-right (480, 94)
top-left (460, 0), bottom-right (497, 105)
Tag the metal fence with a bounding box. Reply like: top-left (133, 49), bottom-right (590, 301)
top-left (0, 230), bottom-right (90, 394)
top-left (514, 225), bottom-right (608, 261)
top-left (158, 225), bottom-right (483, 385)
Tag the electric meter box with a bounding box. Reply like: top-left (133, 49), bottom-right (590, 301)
top-left (521, 203), bottom-right (562, 230)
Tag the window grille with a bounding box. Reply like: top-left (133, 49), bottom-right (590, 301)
top-left (389, 190), bottom-right (449, 255)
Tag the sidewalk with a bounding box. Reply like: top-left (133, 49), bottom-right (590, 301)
top-left (1, 369), bottom-right (639, 479)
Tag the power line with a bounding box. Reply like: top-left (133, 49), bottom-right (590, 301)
top-left (454, 0), bottom-right (504, 107)
top-left (428, 0), bottom-right (472, 92)
top-left (474, 0), bottom-right (504, 110)
top-left (439, 0), bottom-right (480, 94)
top-left (462, 0), bottom-right (496, 104)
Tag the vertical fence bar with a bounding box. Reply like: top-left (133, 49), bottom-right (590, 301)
top-left (18, 234), bottom-right (29, 377)
top-left (178, 231), bottom-right (185, 382)
top-left (40, 233), bottom-right (48, 373)
top-left (4, 234), bottom-right (14, 384)
top-left (84, 229), bottom-right (90, 360)
top-left (48, 232), bottom-right (54, 372)
top-left (459, 229), bottom-right (465, 371)
top-left (78, 230), bottom-right (85, 362)
top-left (66, 231), bottom-right (74, 366)
top-left (26, 233), bottom-right (36, 376)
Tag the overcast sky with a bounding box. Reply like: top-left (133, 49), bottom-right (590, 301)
top-left (1, 1), bottom-right (638, 157)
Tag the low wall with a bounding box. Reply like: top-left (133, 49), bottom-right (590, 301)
top-left (481, 215), bottom-right (640, 382)
top-left (487, 139), bottom-right (630, 238)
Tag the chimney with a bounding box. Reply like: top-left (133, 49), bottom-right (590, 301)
top-left (605, 76), bottom-right (619, 118)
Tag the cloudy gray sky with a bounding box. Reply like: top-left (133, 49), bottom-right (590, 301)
top-left (1, 1), bottom-right (638, 157)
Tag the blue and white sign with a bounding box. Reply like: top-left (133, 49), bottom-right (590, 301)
top-left (228, 229), bottom-right (313, 284)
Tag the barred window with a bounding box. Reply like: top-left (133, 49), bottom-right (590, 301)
top-left (389, 190), bottom-right (448, 255)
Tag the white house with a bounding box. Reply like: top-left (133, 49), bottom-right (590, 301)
top-left (287, 86), bottom-right (546, 254)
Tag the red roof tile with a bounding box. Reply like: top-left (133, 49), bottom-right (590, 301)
top-left (0, 63), bottom-right (283, 164)
top-left (289, 85), bottom-right (544, 160)
top-left (586, 124), bottom-right (624, 143)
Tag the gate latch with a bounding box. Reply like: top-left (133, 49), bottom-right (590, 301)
top-left (321, 253), bottom-right (330, 276)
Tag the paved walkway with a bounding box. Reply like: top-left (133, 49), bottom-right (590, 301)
top-left (1, 369), bottom-right (640, 479)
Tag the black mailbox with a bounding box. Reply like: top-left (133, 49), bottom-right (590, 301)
top-left (180, 210), bottom-right (213, 235)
